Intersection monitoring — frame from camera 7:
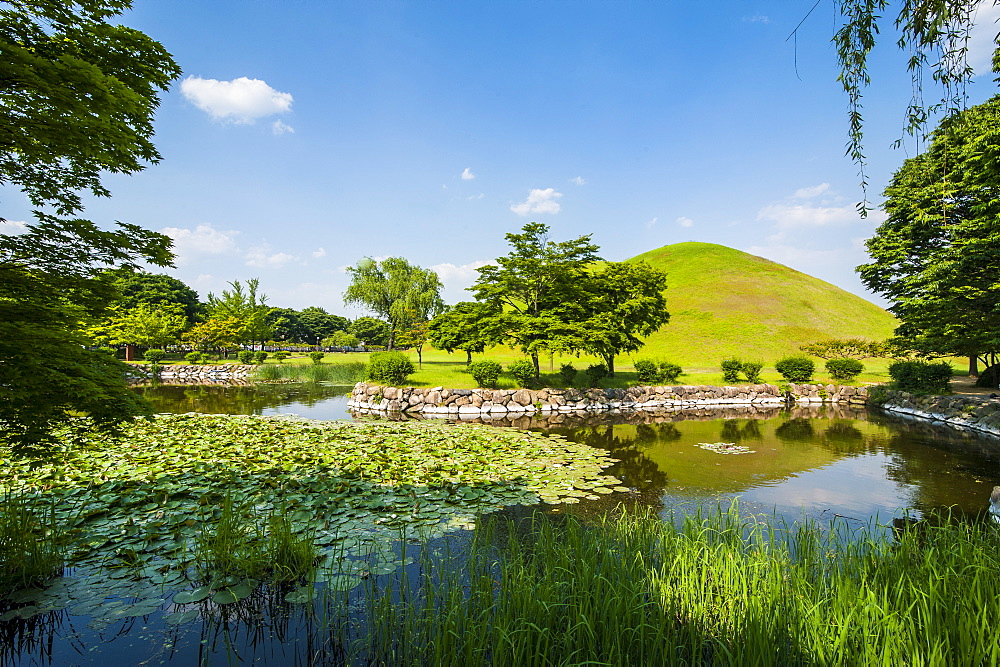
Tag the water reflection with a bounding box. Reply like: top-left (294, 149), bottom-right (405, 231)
top-left (133, 382), bottom-right (354, 421)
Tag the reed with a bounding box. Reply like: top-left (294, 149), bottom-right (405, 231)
top-left (252, 361), bottom-right (366, 384)
top-left (329, 505), bottom-right (1000, 665)
top-left (0, 493), bottom-right (64, 595)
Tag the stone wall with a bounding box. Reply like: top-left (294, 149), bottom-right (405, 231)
top-left (878, 390), bottom-right (1000, 437)
top-left (130, 364), bottom-right (256, 383)
top-left (348, 382), bottom-right (870, 417)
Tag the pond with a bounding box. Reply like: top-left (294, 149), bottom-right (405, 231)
top-left (2, 382), bottom-right (998, 664)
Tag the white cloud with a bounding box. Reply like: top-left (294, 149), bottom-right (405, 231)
top-left (0, 219), bottom-right (28, 235)
top-left (466, 193), bottom-right (485, 200)
top-left (272, 119), bottom-right (295, 135)
top-left (745, 14), bottom-right (771, 24)
top-left (969, 3), bottom-right (1000, 75)
top-left (430, 260), bottom-right (491, 304)
top-left (792, 183), bottom-right (831, 199)
top-left (311, 247), bottom-right (327, 259)
top-left (161, 223), bottom-right (239, 261)
top-left (757, 203), bottom-right (858, 230)
top-left (245, 246), bottom-right (295, 269)
top-left (181, 76), bottom-right (293, 124)
top-left (570, 176), bottom-right (586, 185)
top-left (510, 188), bottom-right (563, 216)
top-left (461, 167), bottom-right (475, 180)
top-left (646, 217), bottom-right (658, 229)
top-left (676, 216), bottom-right (694, 228)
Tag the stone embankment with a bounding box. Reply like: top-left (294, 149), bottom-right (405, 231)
top-left (130, 364), bottom-right (256, 383)
top-left (349, 382), bottom-right (869, 417)
top-left (879, 390), bottom-right (1000, 437)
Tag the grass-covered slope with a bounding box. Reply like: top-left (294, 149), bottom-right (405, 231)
top-left (627, 242), bottom-right (897, 366)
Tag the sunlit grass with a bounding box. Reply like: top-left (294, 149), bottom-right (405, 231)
top-left (329, 506), bottom-right (1000, 665)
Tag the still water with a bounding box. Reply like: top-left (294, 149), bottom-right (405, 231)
top-left (3, 383), bottom-right (999, 665)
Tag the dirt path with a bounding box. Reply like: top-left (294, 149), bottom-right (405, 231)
top-left (949, 374), bottom-right (996, 396)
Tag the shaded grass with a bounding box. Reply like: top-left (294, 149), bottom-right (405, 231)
top-left (0, 493), bottom-right (64, 595)
top-left (335, 505), bottom-right (1000, 665)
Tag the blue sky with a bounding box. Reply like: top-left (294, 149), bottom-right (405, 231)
top-left (5, 1), bottom-right (1000, 315)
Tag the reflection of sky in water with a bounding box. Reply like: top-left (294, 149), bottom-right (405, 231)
top-left (261, 394), bottom-right (352, 420)
top-left (731, 453), bottom-right (914, 522)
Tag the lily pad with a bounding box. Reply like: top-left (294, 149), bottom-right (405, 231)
top-left (172, 586), bottom-right (212, 604)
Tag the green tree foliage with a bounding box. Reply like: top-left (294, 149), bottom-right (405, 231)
top-left (889, 360), bottom-right (953, 393)
top-left (349, 317), bottom-right (391, 347)
top-left (578, 261), bottom-right (670, 376)
top-left (471, 223), bottom-right (601, 379)
top-left (105, 269), bottom-right (201, 321)
top-left (0, 1), bottom-right (180, 451)
top-left (0, 0), bottom-right (182, 215)
top-left (427, 301), bottom-right (493, 365)
top-left (0, 216), bottom-right (172, 452)
top-left (800, 338), bottom-right (894, 360)
top-left (206, 279), bottom-right (273, 348)
top-left (828, 1), bottom-right (998, 201)
top-left (266, 307), bottom-right (309, 343)
top-left (90, 302), bottom-right (187, 349)
top-left (857, 95), bottom-right (1000, 375)
top-left (297, 307), bottom-right (349, 345)
top-left (344, 257), bottom-right (445, 350)
top-left (394, 315), bottom-right (431, 368)
top-left (182, 317), bottom-right (242, 356)
top-left (322, 331), bottom-right (361, 348)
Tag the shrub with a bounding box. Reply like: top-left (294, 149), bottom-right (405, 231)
top-left (559, 363), bottom-right (578, 387)
top-left (274, 351), bottom-right (289, 363)
top-left (775, 356), bottom-right (815, 382)
top-left (367, 351), bottom-right (415, 385)
top-left (826, 358), bottom-right (865, 381)
top-left (657, 362), bottom-right (683, 384)
top-left (252, 351), bottom-right (268, 365)
top-left (634, 359), bottom-right (659, 384)
top-left (185, 351), bottom-right (202, 364)
top-left (585, 363), bottom-right (608, 387)
top-left (741, 360), bottom-right (764, 384)
top-left (308, 351), bottom-right (325, 365)
top-left (507, 359), bottom-right (536, 388)
top-left (469, 360), bottom-right (502, 388)
top-left (721, 358), bottom-right (742, 383)
top-left (198, 352), bottom-right (210, 364)
top-left (889, 360), bottom-right (952, 393)
top-left (636, 359), bottom-right (682, 385)
top-left (143, 348), bottom-right (166, 363)
top-left (237, 350), bottom-right (254, 365)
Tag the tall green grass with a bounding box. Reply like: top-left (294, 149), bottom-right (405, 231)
top-left (333, 506), bottom-right (1000, 664)
top-left (0, 493), bottom-right (64, 594)
top-left (252, 361), bottom-right (366, 384)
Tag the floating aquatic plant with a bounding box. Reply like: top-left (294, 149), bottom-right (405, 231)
top-left (696, 442), bottom-right (756, 455)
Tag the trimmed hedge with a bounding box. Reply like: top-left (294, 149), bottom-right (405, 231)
top-left (469, 360), bottom-right (502, 388)
top-left (367, 351), bottom-right (415, 385)
top-left (826, 358), bottom-right (864, 381)
top-left (775, 356), bottom-right (815, 382)
top-left (507, 359), bottom-right (535, 388)
top-left (888, 360), bottom-right (952, 393)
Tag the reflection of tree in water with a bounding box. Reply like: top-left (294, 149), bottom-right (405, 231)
top-left (719, 419), bottom-right (763, 443)
top-left (560, 424), bottom-right (669, 493)
top-left (821, 420), bottom-right (870, 455)
top-left (134, 383), bottom-right (349, 415)
top-left (775, 418), bottom-right (814, 444)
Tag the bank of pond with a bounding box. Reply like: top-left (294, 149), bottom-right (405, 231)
top-left (3, 388), bottom-right (1000, 664)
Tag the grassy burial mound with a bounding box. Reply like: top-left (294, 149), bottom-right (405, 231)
top-left (627, 242), bottom-right (898, 366)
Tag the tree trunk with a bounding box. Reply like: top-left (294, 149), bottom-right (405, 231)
top-left (466, 350), bottom-right (472, 366)
top-left (969, 355), bottom-right (979, 377)
top-left (604, 353), bottom-right (615, 377)
top-left (416, 346), bottom-right (423, 369)
top-left (531, 352), bottom-right (540, 381)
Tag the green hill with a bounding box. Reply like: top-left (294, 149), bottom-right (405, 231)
top-left (626, 242), bottom-right (897, 366)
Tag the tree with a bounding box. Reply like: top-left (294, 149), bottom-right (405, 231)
top-left (428, 301), bottom-right (494, 365)
top-left (0, 215), bottom-right (173, 452)
top-left (90, 302), bottom-right (188, 350)
top-left (182, 317), bottom-right (242, 357)
top-left (297, 307), bottom-right (349, 345)
top-left (0, 2), bottom-right (180, 451)
top-left (578, 261), bottom-right (670, 376)
top-left (394, 314), bottom-right (431, 368)
top-left (322, 331), bottom-right (361, 348)
top-left (105, 269), bottom-right (202, 322)
top-left (344, 257), bottom-right (445, 350)
top-left (206, 279), bottom-right (273, 349)
top-left (349, 316), bottom-right (391, 347)
top-left (857, 94), bottom-right (1000, 375)
top-left (266, 307), bottom-right (309, 343)
top-left (817, 1), bottom-right (1000, 204)
top-left (1, 1), bottom-right (182, 215)
top-left (471, 222), bottom-right (601, 379)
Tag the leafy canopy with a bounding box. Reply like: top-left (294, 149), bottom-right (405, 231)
top-left (344, 257), bottom-right (445, 350)
top-left (857, 94), bottom-right (1000, 369)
